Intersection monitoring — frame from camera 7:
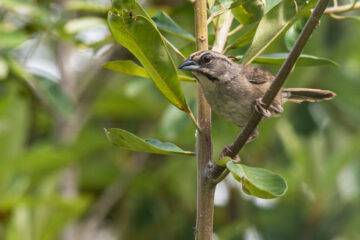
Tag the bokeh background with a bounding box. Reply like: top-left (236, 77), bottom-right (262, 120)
top-left (0, 0), bottom-right (359, 239)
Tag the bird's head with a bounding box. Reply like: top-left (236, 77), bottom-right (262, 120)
top-left (178, 50), bottom-right (237, 83)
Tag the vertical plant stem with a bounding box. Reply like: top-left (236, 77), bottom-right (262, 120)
top-left (194, 0), bottom-right (214, 239)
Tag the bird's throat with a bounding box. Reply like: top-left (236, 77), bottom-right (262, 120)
top-left (193, 72), bottom-right (217, 93)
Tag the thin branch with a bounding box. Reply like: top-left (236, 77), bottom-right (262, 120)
top-left (227, 24), bottom-right (243, 37)
top-left (212, 11), bottom-right (234, 52)
top-left (194, 0), bottom-right (214, 239)
top-left (207, 8), bottom-right (227, 25)
top-left (324, 1), bottom-right (360, 14)
top-left (208, 0), bottom-right (331, 182)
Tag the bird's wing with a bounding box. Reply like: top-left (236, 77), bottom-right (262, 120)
top-left (241, 65), bottom-right (284, 115)
top-left (242, 65), bottom-right (274, 85)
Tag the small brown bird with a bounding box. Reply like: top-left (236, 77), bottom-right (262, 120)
top-left (179, 50), bottom-right (335, 138)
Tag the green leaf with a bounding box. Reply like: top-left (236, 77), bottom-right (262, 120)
top-left (284, 18), bottom-right (307, 50)
top-left (226, 0), bottom-right (285, 52)
top-left (210, 0), bottom-right (279, 19)
top-left (264, 0), bottom-right (282, 12)
top-left (178, 74), bottom-right (196, 82)
top-left (111, 0), bottom-right (149, 14)
top-left (108, 2), bottom-right (190, 112)
top-left (105, 128), bottom-right (194, 155)
top-left (104, 60), bottom-right (148, 78)
top-left (226, 161), bottom-right (287, 199)
top-left (152, 11), bottom-right (195, 42)
top-left (209, 0), bottom-right (235, 15)
top-left (235, 53), bottom-right (339, 66)
top-left (232, 0), bottom-right (264, 24)
top-left (215, 156), bottom-right (232, 167)
top-left (162, 37), bottom-right (187, 60)
top-left (241, 0), bottom-right (313, 64)
top-left (104, 60), bottom-right (195, 82)
top-left (226, 21), bottom-right (259, 50)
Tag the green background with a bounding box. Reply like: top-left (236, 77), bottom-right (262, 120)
top-left (0, 0), bottom-right (359, 239)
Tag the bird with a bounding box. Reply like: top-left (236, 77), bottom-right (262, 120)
top-left (179, 50), bottom-right (336, 140)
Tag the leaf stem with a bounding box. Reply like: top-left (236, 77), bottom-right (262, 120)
top-left (209, 0), bottom-right (331, 183)
top-left (188, 110), bottom-right (201, 132)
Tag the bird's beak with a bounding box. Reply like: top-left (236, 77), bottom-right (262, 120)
top-left (178, 58), bottom-right (200, 71)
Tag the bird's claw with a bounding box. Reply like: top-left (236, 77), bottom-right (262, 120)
top-left (255, 98), bottom-right (271, 118)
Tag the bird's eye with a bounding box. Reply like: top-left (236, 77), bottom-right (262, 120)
top-left (201, 54), bottom-right (213, 64)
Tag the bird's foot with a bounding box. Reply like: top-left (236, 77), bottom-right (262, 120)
top-left (254, 98), bottom-right (271, 117)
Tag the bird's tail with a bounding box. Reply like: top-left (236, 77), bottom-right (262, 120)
top-left (282, 88), bottom-right (336, 103)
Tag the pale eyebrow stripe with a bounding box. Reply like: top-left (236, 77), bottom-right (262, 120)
top-left (219, 57), bottom-right (232, 65)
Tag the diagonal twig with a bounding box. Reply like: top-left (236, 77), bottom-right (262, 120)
top-left (208, 0), bottom-right (331, 182)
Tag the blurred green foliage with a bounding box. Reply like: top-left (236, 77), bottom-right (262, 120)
top-left (0, 0), bottom-right (359, 239)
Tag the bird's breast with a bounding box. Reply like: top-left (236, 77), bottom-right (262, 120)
top-left (202, 82), bottom-right (254, 127)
